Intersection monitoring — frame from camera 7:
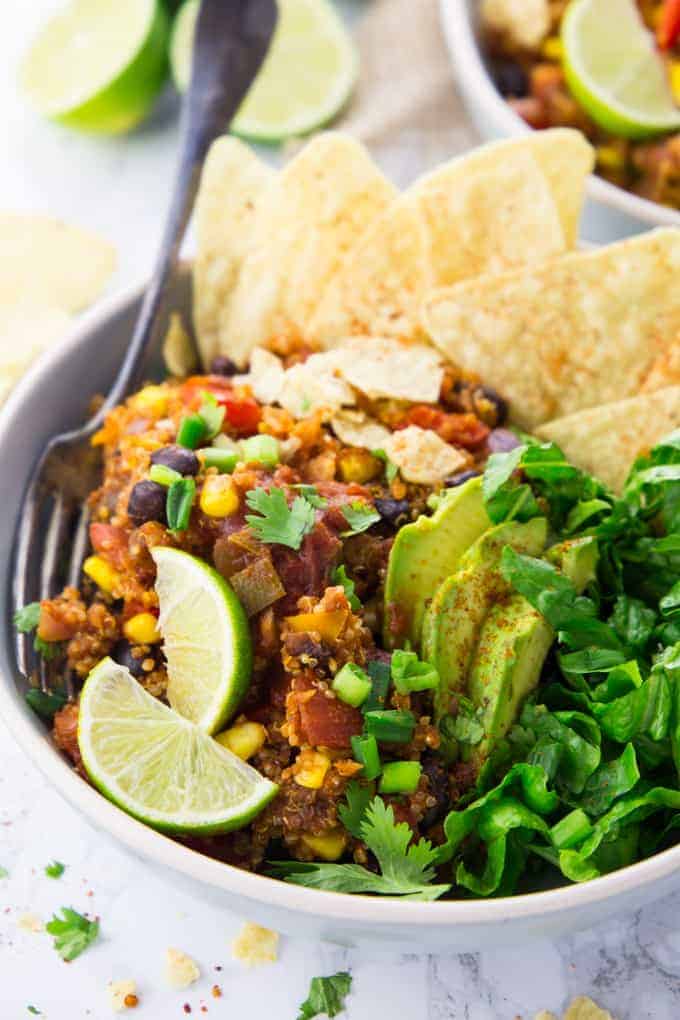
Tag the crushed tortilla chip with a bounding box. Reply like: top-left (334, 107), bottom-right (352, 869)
top-left (336, 337), bottom-right (444, 403)
top-left (277, 351), bottom-right (355, 419)
top-left (238, 347), bottom-right (286, 405)
top-left (331, 409), bottom-right (391, 450)
top-left (162, 312), bottom-right (197, 378)
top-left (164, 947), bottom-right (200, 989)
top-left (564, 997), bottom-right (615, 1020)
top-left (232, 922), bottom-right (279, 966)
top-left (384, 425), bottom-right (466, 484)
top-left (0, 212), bottom-right (116, 313)
top-left (17, 912), bottom-right (43, 933)
top-left (107, 980), bottom-right (138, 1011)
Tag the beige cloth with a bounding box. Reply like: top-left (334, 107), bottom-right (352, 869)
top-left (340, 0), bottom-right (479, 185)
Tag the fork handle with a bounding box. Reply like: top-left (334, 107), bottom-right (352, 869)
top-left (94, 0), bottom-right (277, 423)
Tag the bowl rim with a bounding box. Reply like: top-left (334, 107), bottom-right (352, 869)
top-left (439, 0), bottom-right (680, 231)
top-left (2, 278), bottom-right (680, 930)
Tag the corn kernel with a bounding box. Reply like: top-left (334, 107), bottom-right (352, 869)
top-left (294, 750), bottom-right (331, 790)
top-left (541, 36), bottom-right (562, 61)
top-left (284, 610), bottom-right (348, 641)
top-left (338, 448), bottom-right (382, 484)
top-left (671, 62), bottom-right (680, 105)
top-left (123, 612), bottom-right (161, 645)
top-left (216, 721), bottom-right (267, 760)
top-left (132, 385), bottom-right (168, 418)
top-left (596, 145), bottom-right (626, 171)
top-left (200, 475), bottom-right (240, 518)
top-left (301, 829), bottom-right (347, 861)
top-left (83, 555), bottom-right (120, 594)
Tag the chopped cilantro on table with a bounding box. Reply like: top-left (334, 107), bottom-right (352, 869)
top-left (45, 860), bottom-right (65, 879)
top-left (341, 501), bottom-right (381, 536)
top-left (46, 908), bottom-right (99, 962)
top-left (27, 1008), bottom-right (41, 1016)
top-left (297, 972), bottom-right (352, 1020)
top-left (0, 866), bottom-right (8, 879)
top-left (245, 487), bottom-right (316, 550)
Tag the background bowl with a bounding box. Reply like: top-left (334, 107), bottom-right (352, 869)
top-left (3, 270), bottom-right (680, 949)
top-left (440, 0), bottom-right (680, 242)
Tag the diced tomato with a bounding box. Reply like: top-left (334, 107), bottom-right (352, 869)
top-left (89, 523), bottom-right (128, 569)
top-left (658, 0), bottom-right (680, 49)
top-left (399, 405), bottom-right (490, 450)
top-left (180, 375), bottom-right (234, 408)
top-left (179, 375), bottom-right (261, 435)
top-left (292, 675), bottom-right (363, 749)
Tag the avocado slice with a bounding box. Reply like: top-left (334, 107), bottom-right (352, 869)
top-left (383, 477), bottom-right (490, 649)
top-left (468, 535), bottom-right (599, 761)
top-left (422, 517), bottom-right (548, 719)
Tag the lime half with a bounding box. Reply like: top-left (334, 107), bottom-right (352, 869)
top-left (152, 547), bottom-right (252, 734)
top-left (21, 0), bottom-right (169, 135)
top-left (171, 0), bottom-right (358, 142)
top-left (561, 0), bottom-right (680, 139)
top-left (79, 658), bottom-right (277, 834)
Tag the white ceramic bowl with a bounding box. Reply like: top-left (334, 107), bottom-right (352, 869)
top-left (2, 272), bottom-right (680, 950)
top-left (440, 0), bottom-right (680, 242)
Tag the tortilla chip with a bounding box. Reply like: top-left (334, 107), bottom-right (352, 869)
top-left (336, 337), bottom-right (445, 403)
top-left (0, 303), bottom-right (72, 404)
top-left (224, 133), bottom-right (397, 364)
top-left (236, 347), bottom-right (286, 405)
top-left (331, 410), bottom-right (391, 449)
top-left (526, 130), bottom-right (595, 246)
top-left (564, 997), bottom-right (615, 1020)
top-left (310, 133), bottom-right (581, 345)
top-left (423, 229), bottom-right (680, 429)
top-left (536, 387), bottom-right (680, 493)
top-left (193, 137), bottom-right (275, 369)
top-left (0, 213), bottom-right (115, 313)
top-left (384, 425), bottom-right (467, 484)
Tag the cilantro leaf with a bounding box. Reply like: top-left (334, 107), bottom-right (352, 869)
top-left (245, 487), bottom-right (316, 550)
top-left (270, 797), bottom-right (450, 900)
top-left (293, 484), bottom-right (328, 509)
top-left (341, 501), bottom-right (380, 537)
top-left (372, 448), bottom-right (398, 483)
top-left (332, 565), bottom-right (361, 611)
top-left (27, 1008), bottom-right (41, 1016)
top-left (45, 860), bottom-right (65, 879)
top-left (46, 908), bottom-right (99, 962)
top-left (14, 603), bottom-right (41, 632)
top-left (0, 866), bottom-right (8, 879)
top-left (338, 780), bottom-right (372, 838)
top-left (297, 973), bottom-right (352, 1020)
top-left (25, 688), bottom-right (67, 722)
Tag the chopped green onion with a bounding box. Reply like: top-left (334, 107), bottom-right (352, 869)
top-left (379, 761), bottom-right (422, 795)
top-left (177, 414), bottom-right (207, 449)
top-left (240, 434), bottom-right (280, 468)
top-left (149, 463), bottom-right (181, 487)
top-left (166, 477), bottom-right (196, 532)
top-left (198, 392), bottom-right (226, 439)
top-left (550, 809), bottom-right (593, 850)
top-left (332, 663), bottom-right (372, 708)
top-left (391, 649), bottom-right (439, 695)
top-left (332, 565), bottom-right (361, 611)
top-left (202, 447), bottom-right (239, 473)
top-left (364, 709), bottom-right (415, 744)
top-left (350, 734), bottom-right (381, 780)
top-left (363, 660), bottom-right (391, 713)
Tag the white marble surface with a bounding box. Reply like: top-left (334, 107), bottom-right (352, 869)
top-left (3, 3), bottom-right (680, 1018)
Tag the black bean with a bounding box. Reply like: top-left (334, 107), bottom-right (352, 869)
top-left (111, 640), bottom-right (152, 677)
top-left (151, 444), bottom-right (200, 476)
top-left (374, 497), bottom-right (410, 526)
top-left (473, 385), bottom-right (508, 425)
top-left (444, 469), bottom-right (480, 488)
top-left (420, 752), bottom-right (451, 829)
top-left (487, 428), bottom-right (521, 454)
top-left (209, 355), bottom-right (238, 376)
top-left (491, 60), bottom-right (529, 98)
top-left (127, 480), bottom-right (167, 525)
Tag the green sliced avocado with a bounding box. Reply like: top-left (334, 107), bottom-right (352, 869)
top-left (383, 477), bottom-right (490, 649)
top-left (422, 517), bottom-right (548, 720)
top-left (467, 534), bottom-right (599, 761)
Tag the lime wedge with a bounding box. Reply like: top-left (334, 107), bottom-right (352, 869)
top-left (21, 0), bottom-right (169, 135)
top-left (561, 0), bottom-right (680, 139)
top-left (78, 658), bottom-right (277, 834)
top-left (171, 0), bottom-right (358, 142)
top-left (151, 547), bottom-right (252, 734)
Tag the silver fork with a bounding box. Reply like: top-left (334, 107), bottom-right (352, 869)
top-left (12, 0), bottom-right (278, 698)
